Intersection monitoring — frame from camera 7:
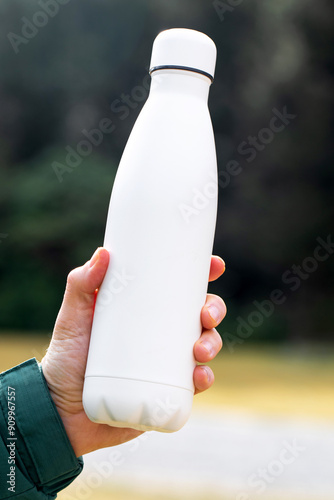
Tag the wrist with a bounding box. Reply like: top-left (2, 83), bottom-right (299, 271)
top-left (47, 390), bottom-right (81, 456)
top-left (40, 358), bottom-right (83, 456)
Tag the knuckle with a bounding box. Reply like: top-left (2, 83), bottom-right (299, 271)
top-left (66, 267), bottom-right (81, 286)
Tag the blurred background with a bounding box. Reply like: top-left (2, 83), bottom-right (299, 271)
top-left (0, 0), bottom-right (333, 499)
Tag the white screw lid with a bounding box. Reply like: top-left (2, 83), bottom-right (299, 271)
top-left (149, 28), bottom-right (217, 81)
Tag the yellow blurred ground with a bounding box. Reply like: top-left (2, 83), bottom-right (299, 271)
top-left (2, 333), bottom-right (333, 420)
top-left (195, 344), bottom-right (334, 420)
top-left (1, 333), bottom-right (333, 500)
top-left (60, 485), bottom-right (225, 500)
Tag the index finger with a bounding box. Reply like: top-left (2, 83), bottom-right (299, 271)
top-left (209, 255), bottom-right (225, 282)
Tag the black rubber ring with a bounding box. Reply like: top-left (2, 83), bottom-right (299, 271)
top-left (149, 65), bottom-right (214, 82)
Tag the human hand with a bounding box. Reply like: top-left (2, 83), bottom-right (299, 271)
top-left (41, 248), bottom-right (226, 457)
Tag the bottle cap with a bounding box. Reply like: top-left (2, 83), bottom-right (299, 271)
top-left (149, 28), bottom-right (217, 82)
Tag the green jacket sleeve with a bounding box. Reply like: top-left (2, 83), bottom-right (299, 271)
top-left (0, 358), bottom-right (83, 499)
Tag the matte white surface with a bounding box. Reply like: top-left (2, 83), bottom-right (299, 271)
top-left (83, 30), bottom-right (218, 432)
top-left (83, 377), bottom-right (193, 432)
top-left (150, 28), bottom-right (217, 79)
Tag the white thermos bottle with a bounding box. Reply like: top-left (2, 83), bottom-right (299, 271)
top-left (83, 28), bottom-right (218, 432)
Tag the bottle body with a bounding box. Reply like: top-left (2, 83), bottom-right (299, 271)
top-left (83, 69), bottom-right (218, 432)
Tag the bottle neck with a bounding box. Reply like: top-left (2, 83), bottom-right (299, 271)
top-left (149, 69), bottom-right (211, 102)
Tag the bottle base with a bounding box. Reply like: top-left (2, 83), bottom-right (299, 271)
top-left (83, 376), bottom-right (194, 433)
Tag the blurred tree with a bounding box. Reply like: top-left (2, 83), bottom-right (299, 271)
top-left (0, 0), bottom-right (333, 339)
top-left (0, 148), bottom-right (117, 329)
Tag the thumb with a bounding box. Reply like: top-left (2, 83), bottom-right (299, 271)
top-left (65, 247), bottom-right (110, 300)
top-left (55, 248), bottom-right (110, 332)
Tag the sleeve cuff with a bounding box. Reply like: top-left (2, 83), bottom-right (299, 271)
top-left (0, 358), bottom-right (83, 496)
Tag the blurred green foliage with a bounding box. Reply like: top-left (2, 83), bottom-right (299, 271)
top-left (0, 0), bottom-right (333, 339)
top-left (0, 148), bottom-right (117, 328)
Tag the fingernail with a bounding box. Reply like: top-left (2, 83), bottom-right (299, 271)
top-left (89, 248), bottom-right (101, 268)
top-left (200, 340), bottom-right (214, 358)
top-left (208, 304), bottom-right (221, 323)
